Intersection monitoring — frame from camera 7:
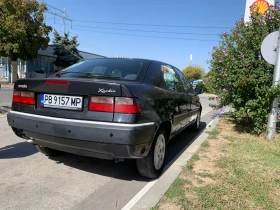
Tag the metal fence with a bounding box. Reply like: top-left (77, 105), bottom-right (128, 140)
top-left (0, 57), bottom-right (9, 82)
top-left (16, 57), bottom-right (56, 79)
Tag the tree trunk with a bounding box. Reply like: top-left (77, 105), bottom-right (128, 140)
top-left (10, 60), bottom-right (18, 83)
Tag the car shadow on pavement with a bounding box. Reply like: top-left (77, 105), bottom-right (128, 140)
top-left (46, 121), bottom-right (208, 182)
top-left (0, 142), bottom-right (37, 159)
top-left (164, 122), bottom-right (207, 168)
top-left (48, 152), bottom-right (148, 182)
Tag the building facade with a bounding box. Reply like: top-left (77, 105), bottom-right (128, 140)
top-left (0, 46), bottom-right (106, 83)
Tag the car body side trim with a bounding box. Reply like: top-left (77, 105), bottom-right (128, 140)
top-left (8, 111), bottom-right (154, 128)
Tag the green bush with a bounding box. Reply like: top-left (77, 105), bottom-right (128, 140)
top-left (206, 6), bottom-right (280, 134)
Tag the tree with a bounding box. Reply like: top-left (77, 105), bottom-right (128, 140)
top-left (53, 30), bottom-right (83, 68)
top-left (0, 0), bottom-right (52, 60)
top-left (182, 65), bottom-right (205, 83)
top-left (206, 6), bottom-right (280, 134)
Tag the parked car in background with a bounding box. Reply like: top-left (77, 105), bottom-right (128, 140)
top-left (7, 58), bottom-right (202, 178)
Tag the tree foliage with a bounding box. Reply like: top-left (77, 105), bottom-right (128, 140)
top-left (53, 30), bottom-right (83, 68)
top-left (0, 0), bottom-right (52, 60)
top-left (182, 65), bottom-right (205, 82)
top-left (206, 5), bottom-right (280, 134)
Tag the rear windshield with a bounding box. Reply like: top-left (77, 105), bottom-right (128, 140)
top-left (52, 59), bottom-right (150, 82)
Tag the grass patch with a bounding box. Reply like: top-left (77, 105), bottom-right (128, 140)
top-left (200, 141), bottom-right (210, 148)
top-left (185, 154), bottom-right (200, 172)
top-left (197, 172), bottom-right (215, 179)
top-left (191, 154), bottom-right (200, 161)
top-left (157, 118), bottom-right (280, 210)
top-left (165, 178), bottom-right (186, 200)
top-left (207, 129), bottom-right (220, 139)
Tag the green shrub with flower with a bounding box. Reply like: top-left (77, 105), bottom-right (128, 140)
top-left (205, 5), bottom-right (280, 134)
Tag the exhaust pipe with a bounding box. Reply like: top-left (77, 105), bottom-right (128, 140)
top-left (23, 136), bottom-right (36, 145)
top-left (26, 139), bottom-right (35, 144)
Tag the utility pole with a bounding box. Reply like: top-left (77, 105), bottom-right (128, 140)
top-left (44, 1), bottom-right (72, 33)
top-left (267, 27), bottom-right (280, 140)
top-left (63, 9), bottom-right (66, 33)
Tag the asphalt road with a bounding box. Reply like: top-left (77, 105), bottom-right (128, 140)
top-left (0, 87), bottom-right (12, 106)
top-left (0, 95), bottom-right (218, 210)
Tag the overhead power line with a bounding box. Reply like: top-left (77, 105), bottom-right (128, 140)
top-left (47, 20), bottom-right (221, 36)
top-left (52, 23), bottom-right (219, 42)
top-left (80, 0), bottom-right (243, 4)
top-left (69, 24), bottom-right (220, 36)
top-left (71, 19), bottom-right (232, 29)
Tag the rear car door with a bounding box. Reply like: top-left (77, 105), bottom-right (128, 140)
top-left (161, 64), bottom-right (189, 132)
top-left (173, 67), bottom-right (199, 123)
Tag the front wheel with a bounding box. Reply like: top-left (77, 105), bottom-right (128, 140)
top-left (136, 129), bottom-right (167, 179)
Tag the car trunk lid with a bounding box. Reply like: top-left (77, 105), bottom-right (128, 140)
top-left (13, 78), bottom-right (123, 122)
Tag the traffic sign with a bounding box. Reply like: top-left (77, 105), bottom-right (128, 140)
top-left (261, 31), bottom-right (279, 65)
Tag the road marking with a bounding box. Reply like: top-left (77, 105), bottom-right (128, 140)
top-left (121, 179), bottom-right (158, 210)
top-left (122, 110), bottom-right (219, 210)
top-left (206, 117), bottom-right (217, 128)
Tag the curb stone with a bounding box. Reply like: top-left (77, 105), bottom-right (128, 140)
top-left (125, 113), bottom-right (222, 210)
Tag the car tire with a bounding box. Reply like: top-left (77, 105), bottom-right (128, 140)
top-left (35, 145), bottom-right (62, 156)
top-left (136, 129), bottom-right (167, 179)
top-left (190, 111), bottom-right (201, 132)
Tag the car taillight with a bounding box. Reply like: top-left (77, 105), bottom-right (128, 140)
top-left (114, 97), bottom-right (141, 114)
top-left (20, 91), bottom-right (35, 105)
top-left (12, 91), bottom-right (35, 105)
top-left (12, 91), bottom-right (21, 103)
top-left (89, 96), bottom-right (114, 112)
top-left (88, 96), bottom-right (141, 114)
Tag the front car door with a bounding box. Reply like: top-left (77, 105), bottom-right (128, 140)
top-left (173, 67), bottom-right (199, 125)
top-left (161, 64), bottom-right (187, 134)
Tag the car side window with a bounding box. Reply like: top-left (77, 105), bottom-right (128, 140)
top-left (173, 67), bottom-right (192, 93)
top-left (161, 65), bottom-right (182, 92)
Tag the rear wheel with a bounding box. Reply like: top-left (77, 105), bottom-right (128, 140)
top-left (35, 145), bottom-right (62, 156)
top-left (136, 129), bottom-right (167, 179)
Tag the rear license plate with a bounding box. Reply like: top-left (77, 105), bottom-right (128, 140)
top-left (40, 94), bottom-right (83, 110)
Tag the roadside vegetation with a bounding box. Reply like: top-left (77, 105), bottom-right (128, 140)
top-left (204, 5), bottom-right (280, 134)
top-left (0, 0), bottom-right (52, 61)
top-left (52, 30), bottom-right (83, 69)
top-left (155, 117), bottom-right (280, 210)
top-left (182, 65), bottom-right (205, 85)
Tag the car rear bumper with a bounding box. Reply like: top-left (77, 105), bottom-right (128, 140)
top-left (7, 111), bottom-right (156, 159)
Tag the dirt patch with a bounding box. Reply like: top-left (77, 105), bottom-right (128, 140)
top-left (157, 200), bottom-right (183, 210)
top-left (179, 131), bottom-right (229, 188)
top-left (158, 121), bottom-right (232, 209)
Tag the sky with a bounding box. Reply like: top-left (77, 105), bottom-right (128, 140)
top-left (39, 0), bottom-right (246, 71)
